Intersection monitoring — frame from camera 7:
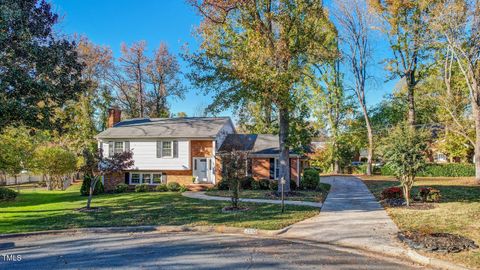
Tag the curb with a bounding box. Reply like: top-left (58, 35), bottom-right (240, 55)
top-left (0, 224), bottom-right (289, 239)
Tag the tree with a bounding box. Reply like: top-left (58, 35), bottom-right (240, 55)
top-left (33, 146), bottom-right (77, 190)
top-left (218, 150), bottom-right (249, 209)
top-left (0, 0), bottom-right (86, 130)
top-left (369, 0), bottom-right (433, 127)
top-left (119, 41), bottom-right (148, 118)
top-left (0, 126), bottom-right (37, 185)
top-left (145, 43), bottom-right (186, 118)
top-left (429, 0), bottom-right (480, 183)
top-left (82, 149), bottom-right (134, 209)
top-left (382, 124), bottom-right (429, 206)
top-left (187, 0), bottom-right (337, 192)
top-left (335, 0), bottom-right (375, 175)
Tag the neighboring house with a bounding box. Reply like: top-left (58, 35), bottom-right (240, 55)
top-left (217, 134), bottom-right (303, 186)
top-left (96, 108), bottom-right (305, 191)
top-left (96, 108), bottom-right (235, 191)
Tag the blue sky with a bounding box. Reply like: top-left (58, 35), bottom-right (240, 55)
top-left (51, 0), bottom-right (397, 120)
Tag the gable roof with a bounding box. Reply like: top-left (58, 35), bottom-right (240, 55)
top-left (218, 134), bottom-right (301, 156)
top-left (96, 117), bottom-right (233, 139)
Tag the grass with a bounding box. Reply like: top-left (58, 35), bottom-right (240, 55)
top-left (361, 175), bottom-right (480, 269)
top-left (0, 184), bottom-right (319, 234)
top-left (205, 183), bottom-right (331, 203)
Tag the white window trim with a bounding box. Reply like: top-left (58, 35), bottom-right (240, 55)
top-left (129, 172), bottom-right (165, 185)
top-left (159, 140), bottom-right (174, 158)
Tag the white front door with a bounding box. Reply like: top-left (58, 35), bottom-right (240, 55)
top-left (193, 158), bottom-right (211, 183)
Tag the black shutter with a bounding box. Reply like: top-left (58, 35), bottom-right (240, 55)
top-left (173, 141), bottom-right (178, 158)
top-left (269, 158), bottom-right (275, 179)
top-left (124, 172), bottom-right (130, 184)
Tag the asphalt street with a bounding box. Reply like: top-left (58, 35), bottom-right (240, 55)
top-left (0, 231), bottom-right (427, 269)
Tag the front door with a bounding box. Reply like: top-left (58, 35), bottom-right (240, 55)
top-left (193, 158), bottom-right (211, 183)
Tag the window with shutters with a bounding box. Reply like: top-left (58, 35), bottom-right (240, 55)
top-left (157, 140), bottom-right (177, 158)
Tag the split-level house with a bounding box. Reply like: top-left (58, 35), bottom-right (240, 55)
top-left (96, 108), bottom-right (304, 191)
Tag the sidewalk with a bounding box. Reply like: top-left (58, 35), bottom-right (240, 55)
top-left (182, 191), bottom-right (323, 208)
top-left (281, 176), bottom-right (403, 254)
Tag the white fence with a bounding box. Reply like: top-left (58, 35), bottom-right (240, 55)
top-left (0, 172), bottom-right (44, 186)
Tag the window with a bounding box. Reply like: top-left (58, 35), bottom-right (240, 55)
top-left (162, 141), bottom-right (172, 157)
top-left (434, 152), bottom-right (447, 163)
top-left (275, 159), bottom-right (280, 180)
top-left (152, 173), bottom-right (165, 184)
top-left (142, 173), bottom-right (151, 184)
top-left (131, 173), bottom-right (140, 184)
top-left (114, 142), bottom-right (124, 154)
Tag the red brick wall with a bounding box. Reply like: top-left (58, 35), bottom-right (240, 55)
top-left (252, 158), bottom-right (270, 180)
top-left (191, 140), bottom-right (213, 157)
top-left (290, 158), bottom-right (299, 186)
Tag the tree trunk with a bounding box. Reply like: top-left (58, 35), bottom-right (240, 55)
top-left (406, 76), bottom-right (416, 127)
top-left (360, 103), bottom-right (374, 175)
top-left (473, 104), bottom-right (480, 184)
top-left (86, 177), bottom-right (98, 209)
top-left (277, 107), bottom-right (291, 193)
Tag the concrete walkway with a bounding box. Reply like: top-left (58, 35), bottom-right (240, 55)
top-left (281, 176), bottom-right (407, 257)
top-left (182, 191), bottom-right (323, 208)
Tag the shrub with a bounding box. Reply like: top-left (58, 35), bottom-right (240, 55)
top-left (268, 180), bottom-right (278, 191)
top-left (381, 187), bottom-right (403, 200)
top-left (115, 183), bottom-right (129, 193)
top-left (418, 187), bottom-right (441, 202)
top-left (301, 168), bottom-right (320, 190)
top-left (135, 184), bottom-right (149, 192)
top-left (179, 185), bottom-right (188, 192)
top-left (80, 175), bottom-right (104, 196)
top-left (0, 187), bottom-right (17, 201)
top-left (241, 177), bottom-right (254, 189)
top-left (155, 184), bottom-right (168, 192)
top-left (167, 182), bottom-right (181, 192)
top-left (216, 180), bottom-right (229, 190)
top-left (381, 163), bottom-right (475, 177)
top-left (316, 182), bottom-right (330, 192)
top-left (290, 180), bottom-right (298, 191)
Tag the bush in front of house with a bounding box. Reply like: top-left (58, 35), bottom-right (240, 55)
top-left (268, 180), bottom-right (278, 191)
top-left (135, 184), bottom-right (149, 192)
top-left (115, 183), bottom-right (129, 193)
top-left (251, 179), bottom-right (270, 190)
top-left (241, 176), bottom-right (254, 189)
top-left (301, 168), bottom-right (320, 190)
top-left (417, 187), bottom-right (441, 202)
top-left (0, 187), bottom-right (17, 201)
top-left (80, 175), bottom-right (104, 196)
top-left (381, 163), bottom-right (475, 177)
top-left (216, 179), bottom-right (229, 190)
top-left (167, 182), bottom-right (181, 192)
top-left (155, 184), bottom-right (168, 192)
top-left (381, 187), bottom-right (403, 200)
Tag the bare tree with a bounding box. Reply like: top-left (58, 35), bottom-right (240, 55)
top-left (120, 41), bottom-right (148, 118)
top-left (145, 43), bottom-right (186, 118)
top-left (335, 0), bottom-right (375, 175)
top-left (430, 0), bottom-right (480, 183)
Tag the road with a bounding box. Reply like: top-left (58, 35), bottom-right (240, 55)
top-left (0, 231), bottom-right (426, 269)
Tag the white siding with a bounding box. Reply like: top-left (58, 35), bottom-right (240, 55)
top-left (100, 139), bottom-right (190, 170)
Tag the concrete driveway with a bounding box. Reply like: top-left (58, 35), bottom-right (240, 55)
top-left (0, 231), bottom-right (424, 269)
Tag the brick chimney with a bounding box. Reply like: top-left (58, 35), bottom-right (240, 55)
top-left (107, 107), bottom-right (121, 128)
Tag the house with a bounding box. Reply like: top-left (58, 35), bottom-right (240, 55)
top-left (96, 108), bottom-right (305, 191)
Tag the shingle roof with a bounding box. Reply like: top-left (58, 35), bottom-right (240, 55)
top-left (218, 134), bottom-right (301, 156)
top-left (96, 117), bottom-right (232, 139)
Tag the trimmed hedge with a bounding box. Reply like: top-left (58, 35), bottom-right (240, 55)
top-left (381, 163), bottom-right (475, 177)
top-left (0, 187), bottom-right (17, 201)
top-left (301, 168), bottom-right (320, 190)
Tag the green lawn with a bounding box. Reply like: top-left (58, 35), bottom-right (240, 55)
top-left (205, 183), bottom-right (330, 203)
top-left (0, 184), bottom-right (319, 234)
top-left (361, 176), bottom-right (480, 269)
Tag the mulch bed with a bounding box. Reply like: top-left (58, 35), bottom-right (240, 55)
top-left (399, 231), bottom-right (479, 253)
top-left (382, 199), bottom-right (436, 210)
top-left (77, 207), bottom-right (103, 213)
top-left (221, 206), bottom-right (250, 213)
